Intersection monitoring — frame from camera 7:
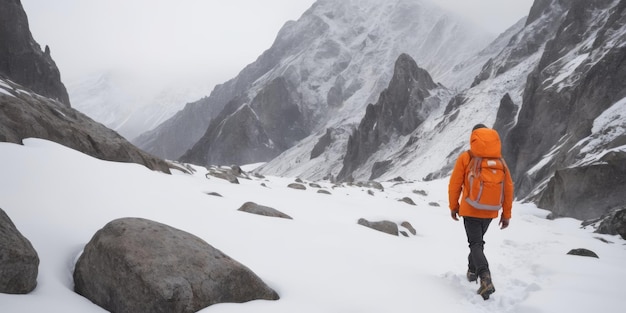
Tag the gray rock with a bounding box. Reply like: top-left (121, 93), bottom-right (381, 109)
top-left (310, 128), bottom-right (333, 159)
top-left (0, 1), bottom-right (170, 174)
top-left (400, 221), bottom-right (417, 235)
top-left (399, 197), bottom-right (416, 206)
top-left (538, 163), bottom-right (626, 221)
top-left (338, 54), bottom-right (441, 181)
top-left (287, 183), bottom-right (306, 190)
top-left (205, 167), bottom-right (240, 184)
top-left (492, 93), bottom-right (518, 140)
top-left (357, 218), bottom-right (399, 236)
top-left (413, 189), bottom-right (428, 196)
top-left (595, 207), bottom-right (626, 240)
top-left (238, 202), bottom-right (293, 219)
top-left (351, 181), bottom-right (384, 191)
top-left (567, 248), bottom-right (599, 258)
top-left (74, 218), bottom-right (279, 313)
top-left (180, 77), bottom-right (309, 166)
top-left (0, 208), bottom-right (39, 294)
top-left (504, 0), bottom-right (626, 216)
top-left (317, 189), bottom-right (331, 195)
top-left (0, 0), bottom-right (69, 105)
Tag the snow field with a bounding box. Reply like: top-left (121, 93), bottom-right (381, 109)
top-left (0, 138), bottom-right (625, 313)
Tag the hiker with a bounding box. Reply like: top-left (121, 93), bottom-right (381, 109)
top-left (448, 124), bottom-right (514, 300)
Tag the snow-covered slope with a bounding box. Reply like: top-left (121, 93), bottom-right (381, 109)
top-left (68, 71), bottom-right (214, 141)
top-left (1, 139), bottom-right (625, 312)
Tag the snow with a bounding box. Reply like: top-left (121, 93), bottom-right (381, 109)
top-left (571, 96), bottom-right (626, 166)
top-left (1, 138), bottom-right (625, 312)
top-left (544, 53), bottom-right (588, 91)
top-left (0, 79), bottom-right (16, 97)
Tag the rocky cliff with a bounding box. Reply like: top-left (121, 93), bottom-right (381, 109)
top-left (337, 54), bottom-right (445, 181)
top-left (505, 0), bottom-right (626, 220)
top-left (0, 0), bottom-right (171, 174)
top-left (0, 0), bottom-right (69, 105)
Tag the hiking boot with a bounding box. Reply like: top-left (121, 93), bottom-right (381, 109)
top-left (477, 273), bottom-right (495, 300)
top-left (466, 269), bottom-right (477, 283)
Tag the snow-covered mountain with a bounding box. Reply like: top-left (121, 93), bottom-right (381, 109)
top-left (260, 0), bottom-right (626, 221)
top-left (68, 71), bottom-right (214, 141)
top-left (137, 0), bottom-right (498, 162)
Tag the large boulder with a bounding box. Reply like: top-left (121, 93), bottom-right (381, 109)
top-left (74, 218), bottom-right (279, 313)
top-left (538, 161), bottom-right (626, 221)
top-left (0, 208), bottom-right (39, 294)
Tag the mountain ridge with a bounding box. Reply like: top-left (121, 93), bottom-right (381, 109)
top-left (136, 0), bottom-right (497, 163)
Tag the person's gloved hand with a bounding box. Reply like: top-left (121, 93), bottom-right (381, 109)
top-left (499, 217), bottom-right (510, 229)
top-left (451, 209), bottom-right (459, 221)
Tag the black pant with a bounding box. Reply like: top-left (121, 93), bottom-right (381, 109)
top-left (463, 217), bottom-right (492, 276)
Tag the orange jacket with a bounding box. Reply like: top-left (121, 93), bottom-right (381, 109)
top-left (448, 128), bottom-right (514, 219)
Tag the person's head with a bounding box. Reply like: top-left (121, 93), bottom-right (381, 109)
top-left (472, 124), bottom-right (487, 131)
top-left (469, 123), bottom-right (501, 157)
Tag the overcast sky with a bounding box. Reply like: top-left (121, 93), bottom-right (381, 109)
top-left (21, 0), bottom-right (534, 88)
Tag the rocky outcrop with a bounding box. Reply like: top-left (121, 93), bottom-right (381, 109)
top-left (492, 93), bottom-right (518, 139)
top-left (0, 208), bottom-right (39, 294)
top-left (0, 0), bottom-right (69, 105)
top-left (337, 54), bottom-right (441, 181)
top-left (205, 165), bottom-right (253, 184)
top-left (505, 0), bottom-right (626, 219)
top-left (472, 0), bottom-right (567, 87)
top-left (537, 161), bottom-right (626, 221)
top-left (74, 218), bottom-right (279, 313)
top-left (595, 207), bottom-right (626, 240)
top-left (0, 0), bottom-right (171, 174)
top-left (0, 78), bottom-right (171, 173)
top-left (180, 77), bottom-right (309, 166)
top-left (310, 128), bottom-right (333, 159)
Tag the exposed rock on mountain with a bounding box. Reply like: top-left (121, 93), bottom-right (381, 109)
top-left (505, 0), bottom-right (626, 218)
top-left (0, 78), bottom-right (171, 173)
top-left (492, 93), bottom-right (517, 137)
top-left (0, 0), bottom-right (69, 105)
top-left (278, 0), bottom-right (625, 223)
top-left (181, 77), bottom-right (308, 166)
top-left (258, 3), bottom-right (525, 181)
top-left (338, 54), bottom-right (443, 181)
top-left (74, 217), bottom-right (279, 313)
top-left (0, 208), bottom-right (39, 294)
top-left (595, 207), bottom-right (626, 240)
top-left (0, 0), bottom-right (171, 173)
top-left (137, 0), bottom-right (497, 163)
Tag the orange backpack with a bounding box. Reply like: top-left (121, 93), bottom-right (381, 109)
top-left (465, 128), bottom-right (507, 211)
